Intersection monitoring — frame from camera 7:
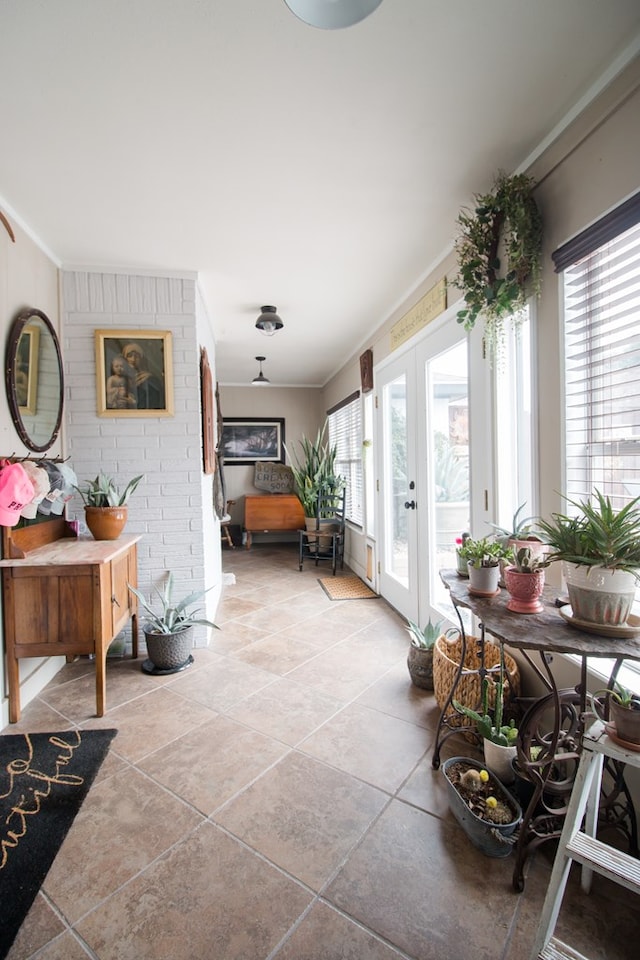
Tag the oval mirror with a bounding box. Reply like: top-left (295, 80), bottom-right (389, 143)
top-left (5, 308), bottom-right (64, 452)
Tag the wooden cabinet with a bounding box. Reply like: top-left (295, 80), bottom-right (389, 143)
top-left (1, 521), bottom-right (140, 723)
top-left (244, 495), bottom-right (305, 549)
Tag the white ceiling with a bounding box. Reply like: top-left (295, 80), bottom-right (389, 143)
top-left (2, 1), bottom-right (640, 387)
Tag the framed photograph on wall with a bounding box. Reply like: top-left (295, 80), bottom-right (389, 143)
top-left (95, 329), bottom-right (174, 417)
top-left (220, 417), bottom-right (285, 464)
top-left (16, 322), bottom-right (41, 415)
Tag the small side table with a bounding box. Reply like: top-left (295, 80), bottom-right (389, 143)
top-left (438, 569), bottom-right (640, 891)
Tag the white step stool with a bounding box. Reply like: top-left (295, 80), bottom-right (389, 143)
top-left (531, 720), bottom-right (640, 960)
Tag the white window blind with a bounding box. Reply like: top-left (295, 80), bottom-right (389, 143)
top-left (328, 392), bottom-right (363, 526)
top-left (563, 218), bottom-right (640, 507)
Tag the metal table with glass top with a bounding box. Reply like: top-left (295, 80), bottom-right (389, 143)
top-left (437, 569), bottom-right (640, 891)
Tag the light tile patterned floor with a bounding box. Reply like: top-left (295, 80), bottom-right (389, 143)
top-left (3, 543), bottom-right (637, 959)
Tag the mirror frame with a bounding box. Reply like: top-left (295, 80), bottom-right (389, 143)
top-left (5, 307), bottom-right (64, 452)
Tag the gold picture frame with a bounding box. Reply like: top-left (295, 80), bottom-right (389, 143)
top-left (95, 329), bottom-right (174, 417)
top-left (17, 322), bottom-right (40, 416)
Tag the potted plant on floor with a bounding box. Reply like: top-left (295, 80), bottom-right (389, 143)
top-left (591, 681), bottom-right (640, 746)
top-left (128, 571), bottom-right (218, 674)
top-left (441, 756), bottom-right (522, 858)
top-left (75, 472), bottom-right (144, 540)
top-left (453, 645), bottom-right (519, 783)
top-left (286, 421), bottom-right (345, 550)
top-left (457, 536), bottom-right (512, 596)
top-left (503, 546), bottom-right (552, 614)
top-left (405, 617), bottom-right (457, 690)
top-left (536, 490), bottom-right (640, 628)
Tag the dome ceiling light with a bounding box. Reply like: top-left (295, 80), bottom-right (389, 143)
top-left (255, 305), bottom-right (284, 336)
top-left (252, 356), bottom-right (270, 385)
top-left (282, 0), bottom-right (384, 30)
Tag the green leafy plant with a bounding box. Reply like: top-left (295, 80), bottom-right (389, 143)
top-left (453, 648), bottom-right (519, 746)
top-left (509, 546), bottom-right (551, 573)
top-left (592, 681), bottom-right (640, 710)
top-left (128, 572), bottom-right (218, 635)
top-left (453, 172), bottom-right (542, 363)
top-left (405, 616), bottom-right (456, 650)
top-left (285, 421), bottom-right (345, 517)
top-left (536, 490), bottom-right (640, 578)
top-left (487, 503), bottom-right (540, 542)
top-left (76, 472), bottom-right (144, 507)
top-left (457, 535), bottom-right (512, 569)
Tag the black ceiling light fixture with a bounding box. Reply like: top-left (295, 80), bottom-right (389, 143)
top-left (252, 356), bottom-right (270, 385)
top-left (283, 0), bottom-right (384, 30)
top-left (255, 305), bottom-right (284, 337)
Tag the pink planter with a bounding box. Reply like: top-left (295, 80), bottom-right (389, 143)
top-left (504, 566), bottom-right (545, 614)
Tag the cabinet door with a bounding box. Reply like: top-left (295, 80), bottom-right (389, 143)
top-left (110, 550), bottom-right (134, 635)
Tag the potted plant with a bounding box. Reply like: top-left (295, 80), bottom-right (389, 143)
top-left (503, 546), bottom-right (552, 614)
top-left (455, 531), bottom-right (471, 577)
top-left (453, 171), bottom-right (543, 364)
top-left (536, 490), bottom-right (640, 627)
top-left (441, 756), bottom-right (522, 858)
top-left (286, 421), bottom-right (345, 548)
top-left (453, 645), bottom-right (519, 783)
top-left (405, 616), bottom-right (456, 690)
top-left (591, 681), bottom-right (640, 745)
top-left (75, 472), bottom-right (144, 540)
top-left (128, 571), bottom-right (218, 674)
top-left (457, 536), bottom-right (512, 596)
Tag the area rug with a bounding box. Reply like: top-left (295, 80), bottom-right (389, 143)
top-left (318, 575), bottom-right (379, 601)
top-left (0, 728), bottom-right (117, 959)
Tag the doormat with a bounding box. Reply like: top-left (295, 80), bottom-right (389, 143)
top-left (318, 575), bottom-right (379, 601)
top-left (0, 728), bottom-right (117, 959)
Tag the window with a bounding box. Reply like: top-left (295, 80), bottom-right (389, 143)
top-left (328, 391), bottom-right (363, 526)
top-left (554, 191), bottom-right (640, 689)
top-left (555, 192), bottom-right (640, 508)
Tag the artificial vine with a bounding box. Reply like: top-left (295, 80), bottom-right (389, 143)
top-left (453, 172), bottom-right (543, 361)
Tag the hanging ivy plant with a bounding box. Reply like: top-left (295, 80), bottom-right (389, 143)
top-left (453, 172), bottom-right (543, 361)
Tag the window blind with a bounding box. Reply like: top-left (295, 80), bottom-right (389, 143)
top-left (563, 218), bottom-right (640, 508)
top-left (328, 392), bottom-right (363, 526)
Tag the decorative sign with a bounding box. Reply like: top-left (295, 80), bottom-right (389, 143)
top-left (390, 278), bottom-right (447, 351)
top-left (254, 461), bottom-right (294, 493)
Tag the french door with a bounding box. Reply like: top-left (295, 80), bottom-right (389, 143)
top-left (376, 314), bottom-right (475, 625)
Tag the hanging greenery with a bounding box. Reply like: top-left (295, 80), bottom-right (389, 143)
top-left (453, 172), bottom-right (543, 361)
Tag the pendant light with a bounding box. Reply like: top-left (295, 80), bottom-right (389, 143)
top-left (252, 356), bottom-right (270, 385)
top-left (283, 0), bottom-right (384, 30)
top-left (255, 305), bottom-right (284, 336)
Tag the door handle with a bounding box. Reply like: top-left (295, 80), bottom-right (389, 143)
top-left (404, 500), bottom-right (416, 510)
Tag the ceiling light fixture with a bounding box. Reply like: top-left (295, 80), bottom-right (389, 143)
top-left (283, 0), bottom-right (384, 30)
top-left (255, 305), bottom-right (284, 336)
top-left (252, 356), bottom-right (270, 385)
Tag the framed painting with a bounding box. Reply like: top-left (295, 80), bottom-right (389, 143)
top-left (95, 329), bottom-right (174, 417)
top-left (220, 417), bottom-right (285, 465)
top-left (16, 322), bottom-right (40, 415)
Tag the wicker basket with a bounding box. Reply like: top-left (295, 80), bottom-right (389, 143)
top-left (433, 632), bottom-right (520, 733)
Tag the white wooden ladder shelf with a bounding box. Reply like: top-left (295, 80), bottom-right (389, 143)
top-left (531, 720), bottom-right (640, 960)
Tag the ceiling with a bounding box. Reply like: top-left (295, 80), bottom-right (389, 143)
top-left (1, 1), bottom-right (640, 387)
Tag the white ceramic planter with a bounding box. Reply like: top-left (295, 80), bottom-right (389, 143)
top-left (468, 562), bottom-right (500, 597)
top-left (483, 739), bottom-right (517, 784)
top-left (562, 562), bottom-right (637, 626)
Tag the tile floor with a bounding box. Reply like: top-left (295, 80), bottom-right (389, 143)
top-left (3, 543), bottom-right (638, 960)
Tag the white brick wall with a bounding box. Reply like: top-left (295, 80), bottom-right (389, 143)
top-left (62, 270), bottom-right (220, 645)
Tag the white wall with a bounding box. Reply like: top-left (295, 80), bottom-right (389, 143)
top-left (0, 211), bottom-right (65, 728)
top-left (62, 269), bottom-right (220, 643)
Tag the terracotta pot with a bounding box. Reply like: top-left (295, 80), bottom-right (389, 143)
top-left (504, 566), bottom-right (545, 614)
top-left (85, 506), bottom-right (128, 540)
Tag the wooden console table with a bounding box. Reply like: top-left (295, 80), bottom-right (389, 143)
top-left (1, 520), bottom-right (140, 722)
top-left (438, 569), bottom-right (640, 891)
top-left (243, 494), bottom-right (305, 549)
